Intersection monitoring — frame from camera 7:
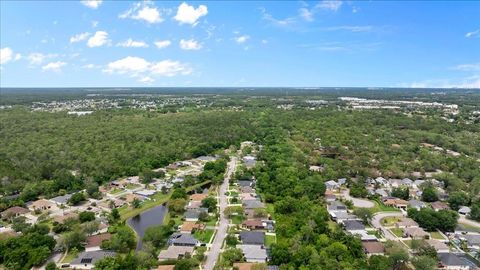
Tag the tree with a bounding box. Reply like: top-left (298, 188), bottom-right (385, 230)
top-left (201, 197), bottom-right (217, 212)
top-left (349, 183), bottom-right (368, 198)
top-left (226, 233), bottom-right (238, 246)
top-left (79, 211), bottom-right (95, 223)
top-left (68, 192), bottom-right (86, 205)
top-left (448, 191), bottom-right (470, 211)
top-left (368, 255), bottom-right (392, 270)
top-left (471, 201), bottom-right (480, 221)
top-left (421, 186), bottom-right (438, 202)
top-left (408, 208), bottom-right (458, 232)
top-left (353, 208), bottom-right (373, 224)
top-left (167, 199), bottom-right (187, 214)
top-left (106, 226), bottom-right (136, 252)
top-left (109, 208), bottom-right (120, 223)
top-left (45, 261), bottom-right (57, 270)
top-left (171, 188), bottom-right (188, 200)
top-left (221, 248), bottom-right (244, 267)
top-left (385, 240), bottom-right (409, 269)
top-left (412, 255), bottom-right (437, 270)
top-left (391, 187), bottom-right (409, 200)
top-left (59, 230), bottom-right (86, 250)
top-left (132, 198), bottom-right (141, 209)
top-left (174, 258), bottom-right (197, 270)
top-left (143, 224), bottom-right (173, 248)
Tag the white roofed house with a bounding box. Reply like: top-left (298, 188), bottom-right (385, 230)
top-left (337, 178), bottom-right (347, 186)
top-left (325, 180), bottom-right (340, 191)
top-left (408, 199), bottom-right (427, 210)
top-left (458, 206), bottom-right (471, 216)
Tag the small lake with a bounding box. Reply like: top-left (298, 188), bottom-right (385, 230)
top-left (127, 204), bottom-right (167, 251)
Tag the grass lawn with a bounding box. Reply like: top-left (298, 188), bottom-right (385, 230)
top-left (381, 217), bottom-right (401, 226)
top-left (430, 231), bottom-right (445, 240)
top-left (265, 203), bottom-right (275, 219)
top-left (265, 234), bottom-right (276, 247)
top-left (231, 215), bottom-right (244, 225)
top-left (61, 249), bottom-right (79, 263)
top-left (390, 228), bottom-right (404, 237)
top-left (370, 200), bottom-right (401, 213)
top-left (328, 221), bottom-right (339, 231)
top-left (228, 191), bottom-right (239, 197)
top-left (206, 217), bottom-right (218, 227)
top-left (403, 240), bottom-right (413, 248)
top-left (126, 183), bottom-right (141, 189)
top-left (109, 188), bottom-right (123, 195)
top-left (193, 229), bottom-right (215, 243)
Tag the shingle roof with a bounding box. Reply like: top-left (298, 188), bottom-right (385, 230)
top-left (71, 250), bottom-right (116, 265)
top-left (362, 241), bottom-right (385, 254)
top-left (438, 253), bottom-right (468, 266)
top-left (343, 220), bottom-right (365, 231)
top-left (50, 194), bottom-right (73, 204)
top-left (85, 233), bottom-right (112, 248)
top-left (238, 244), bottom-right (267, 261)
top-left (169, 233), bottom-right (198, 246)
top-left (158, 246), bottom-right (194, 260)
top-left (239, 231), bottom-right (265, 245)
top-left (243, 199), bottom-right (265, 209)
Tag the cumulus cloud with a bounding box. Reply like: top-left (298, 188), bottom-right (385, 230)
top-left (235, 35), bottom-right (250, 44)
top-left (1, 47), bottom-right (13, 65)
top-left (80, 0), bottom-right (102, 9)
top-left (70, 32), bottom-right (90, 43)
top-left (179, 39), bottom-right (202, 50)
top-left (465, 29), bottom-right (480, 38)
top-left (117, 38), bottom-right (149, 48)
top-left (82, 64), bottom-right (100, 69)
top-left (316, 0), bottom-right (342, 11)
top-left (104, 56), bottom-right (191, 83)
top-left (120, 2), bottom-right (163, 24)
top-left (174, 2), bottom-right (208, 26)
top-left (299, 8), bottom-right (314, 22)
top-left (154, 40), bottom-right (171, 49)
top-left (87, 31), bottom-right (110, 47)
top-left (42, 61), bottom-right (66, 72)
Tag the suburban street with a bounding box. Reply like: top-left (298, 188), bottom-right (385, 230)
top-left (204, 157), bottom-right (237, 270)
top-left (459, 215), bottom-right (480, 228)
top-left (371, 212), bottom-right (405, 240)
top-left (342, 189), bottom-right (375, 208)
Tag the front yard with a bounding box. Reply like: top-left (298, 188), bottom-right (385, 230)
top-left (193, 229), bottom-right (215, 243)
top-left (265, 234), bottom-right (276, 247)
top-left (390, 228), bottom-right (404, 238)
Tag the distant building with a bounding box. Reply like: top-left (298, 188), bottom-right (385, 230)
top-left (361, 241), bottom-right (385, 257)
top-left (239, 231), bottom-right (265, 245)
top-left (1, 206), bottom-right (29, 219)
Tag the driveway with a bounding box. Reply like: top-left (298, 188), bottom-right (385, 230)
top-left (459, 216), bottom-right (480, 228)
top-left (341, 189), bottom-right (375, 208)
top-left (371, 212), bottom-right (405, 240)
top-left (203, 157), bottom-right (237, 270)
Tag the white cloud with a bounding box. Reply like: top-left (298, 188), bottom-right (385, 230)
top-left (27, 53), bottom-right (57, 65)
top-left (179, 39), bottom-right (202, 50)
top-left (80, 0), bottom-right (102, 9)
top-left (87, 31), bottom-right (110, 47)
top-left (1, 47), bottom-right (13, 65)
top-left (14, 53), bottom-right (22, 61)
top-left (42, 61), bottom-right (66, 72)
top-left (120, 2), bottom-right (163, 24)
top-left (404, 76), bottom-right (480, 89)
top-left (235, 35), bottom-right (250, 44)
top-left (465, 29), bottom-right (480, 38)
top-left (321, 25), bottom-right (374, 32)
top-left (70, 32), bottom-right (90, 43)
top-left (316, 0), bottom-right (343, 11)
top-left (260, 8), bottom-right (296, 27)
top-left (174, 2), bottom-right (208, 26)
top-left (104, 56), bottom-right (191, 83)
top-left (91, 21), bottom-right (99, 28)
top-left (299, 8), bottom-right (314, 22)
top-left (453, 63), bottom-right (480, 72)
top-left (82, 64), bottom-right (100, 69)
top-left (117, 38), bottom-right (149, 48)
top-left (154, 40), bottom-right (172, 49)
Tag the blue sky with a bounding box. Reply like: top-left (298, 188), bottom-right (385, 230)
top-left (0, 0), bottom-right (479, 88)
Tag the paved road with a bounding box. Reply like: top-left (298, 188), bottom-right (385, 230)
top-left (371, 212), bottom-right (404, 240)
top-left (204, 157), bottom-right (237, 270)
top-left (342, 189), bottom-right (375, 208)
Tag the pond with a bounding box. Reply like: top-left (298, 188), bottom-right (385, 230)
top-left (127, 204), bottom-right (167, 251)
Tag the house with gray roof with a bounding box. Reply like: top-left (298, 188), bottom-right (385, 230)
top-left (50, 194), bottom-right (73, 206)
top-left (238, 245), bottom-right (267, 263)
top-left (437, 253), bottom-right (470, 270)
top-left (243, 199), bottom-right (265, 210)
top-left (327, 201), bottom-right (347, 212)
top-left (337, 178), bottom-right (347, 186)
top-left (408, 199), bottom-right (427, 210)
top-left (375, 189), bottom-right (389, 198)
top-left (168, 233), bottom-right (198, 247)
top-left (458, 206), bottom-right (471, 216)
top-left (239, 231), bottom-right (265, 245)
top-left (343, 220), bottom-right (365, 232)
top-left (70, 250), bottom-right (116, 270)
top-left (184, 209), bottom-right (207, 222)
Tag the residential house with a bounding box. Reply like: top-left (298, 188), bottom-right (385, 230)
top-left (431, 201), bottom-right (450, 211)
top-left (190, 193), bottom-right (209, 202)
top-left (70, 250), bottom-right (116, 270)
top-left (50, 194), bottom-right (73, 206)
top-left (343, 220), bottom-right (365, 233)
top-left (325, 180), bottom-right (340, 191)
top-left (29, 199), bottom-right (58, 212)
top-left (426, 239), bottom-right (449, 253)
top-left (179, 221), bottom-right (205, 233)
top-left (238, 181), bottom-right (254, 187)
top-left (395, 217), bottom-right (419, 228)
top-left (52, 212), bottom-right (79, 224)
top-left (168, 233), bottom-right (198, 247)
top-left (401, 178), bottom-right (413, 187)
top-left (375, 189), bottom-right (389, 198)
top-left (239, 231), bottom-right (265, 245)
top-left (158, 246), bottom-right (195, 261)
top-left (240, 193), bottom-right (257, 201)
top-left (240, 186), bottom-right (255, 193)
top-left (383, 198), bottom-right (408, 210)
top-left (437, 253), bottom-right (470, 270)
top-left (243, 200), bottom-right (265, 210)
top-left (458, 206), bottom-right (471, 216)
top-left (157, 266), bottom-right (175, 270)
top-left (238, 245), bottom-right (267, 263)
top-left (408, 199), bottom-right (427, 210)
top-left (330, 212), bottom-right (357, 223)
top-left (325, 194), bottom-right (336, 203)
top-left (403, 227), bottom-right (429, 239)
top-left (185, 209), bottom-right (206, 222)
top-left (186, 201), bottom-right (202, 210)
top-left (242, 219), bottom-right (265, 230)
top-left (457, 234), bottom-right (480, 252)
top-left (85, 233), bottom-right (112, 252)
top-left (1, 206), bottom-right (29, 219)
top-left (413, 180), bottom-right (426, 190)
top-left (337, 178), bottom-right (347, 186)
top-left (233, 263), bottom-right (265, 270)
top-left (361, 241), bottom-right (385, 257)
top-left (327, 201), bottom-right (347, 213)
top-left (374, 177), bottom-right (387, 186)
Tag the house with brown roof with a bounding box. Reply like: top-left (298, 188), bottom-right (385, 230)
top-left (242, 219), bottom-right (265, 230)
top-left (190, 193), bottom-right (208, 202)
top-left (179, 221), bottom-right (205, 233)
top-left (1, 206), bottom-right (29, 219)
top-left (85, 233), bottom-right (112, 251)
top-left (383, 198), bottom-right (408, 209)
top-left (395, 217), bottom-right (419, 228)
top-left (158, 246), bottom-right (194, 261)
top-left (156, 266), bottom-right (175, 270)
top-left (431, 201), bottom-right (450, 211)
top-left (361, 241), bottom-right (385, 256)
top-left (426, 239), bottom-right (449, 253)
top-left (29, 199), bottom-right (58, 212)
top-left (233, 263), bottom-right (268, 270)
top-left (403, 227), bottom-right (429, 239)
top-left (53, 212), bottom-right (79, 224)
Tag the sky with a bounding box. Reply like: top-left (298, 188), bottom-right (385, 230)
top-left (0, 0), bottom-right (479, 88)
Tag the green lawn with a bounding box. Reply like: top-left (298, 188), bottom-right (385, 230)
top-left (403, 240), bottom-right (413, 248)
top-left (430, 231), bottom-right (445, 240)
top-left (266, 203), bottom-right (275, 219)
top-left (206, 217), bottom-right (218, 227)
top-left (109, 188), bottom-right (123, 195)
top-left (231, 215), bottom-right (244, 225)
top-left (390, 228), bottom-right (404, 237)
top-left (228, 191), bottom-right (239, 197)
top-left (381, 217), bottom-right (400, 226)
top-left (370, 200), bottom-right (401, 213)
top-left (126, 183), bottom-right (141, 189)
top-left (193, 229), bottom-right (215, 243)
top-left (61, 249), bottom-right (79, 263)
top-left (265, 234), bottom-right (276, 247)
